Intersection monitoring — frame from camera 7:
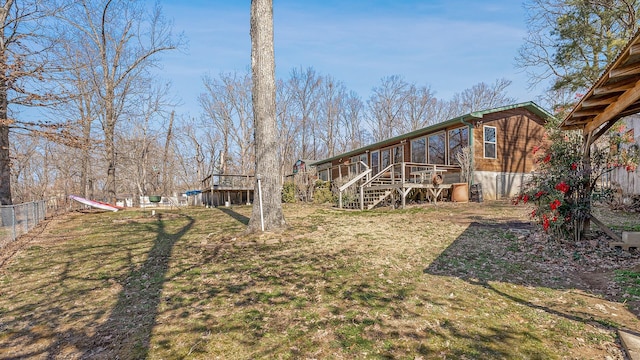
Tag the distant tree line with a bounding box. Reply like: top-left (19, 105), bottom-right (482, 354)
top-left (198, 68), bottom-right (516, 177)
top-left (4, 0), bottom-right (639, 205)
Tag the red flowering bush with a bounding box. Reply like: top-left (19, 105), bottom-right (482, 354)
top-left (514, 118), bottom-right (639, 242)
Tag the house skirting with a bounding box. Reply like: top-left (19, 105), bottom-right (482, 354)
top-left (473, 171), bottom-right (532, 200)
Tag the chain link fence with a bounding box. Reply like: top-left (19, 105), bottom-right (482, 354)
top-left (0, 200), bottom-right (47, 249)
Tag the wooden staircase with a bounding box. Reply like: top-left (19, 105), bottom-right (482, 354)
top-left (337, 162), bottom-right (461, 210)
top-left (339, 164), bottom-right (401, 210)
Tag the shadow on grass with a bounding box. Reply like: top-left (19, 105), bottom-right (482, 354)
top-left (1, 213), bottom-right (196, 359)
top-left (217, 207), bottom-right (250, 225)
top-left (423, 221), bottom-right (639, 328)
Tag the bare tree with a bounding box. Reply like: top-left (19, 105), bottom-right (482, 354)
top-left (0, 0), bottom-right (64, 204)
top-left (337, 91), bottom-right (364, 153)
top-left (447, 78), bottom-right (517, 116)
top-left (401, 83), bottom-right (439, 133)
top-left (276, 78), bottom-right (301, 177)
top-left (116, 83), bottom-right (172, 199)
top-left (317, 75), bottom-right (345, 158)
top-left (174, 118), bottom-right (220, 190)
top-left (199, 71), bottom-right (254, 175)
top-left (248, 0), bottom-right (285, 232)
top-left (366, 75), bottom-right (409, 141)
top-left (288, 66), bottom-right (321, 159)
top-left (57, 0), bottom-right (181, 203)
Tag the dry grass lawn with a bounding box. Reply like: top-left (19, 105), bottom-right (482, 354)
top-left (0, 201), bottom-right (639, 359)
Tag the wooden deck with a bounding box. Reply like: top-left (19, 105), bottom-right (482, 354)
top-left (201, 174), bottom-right (254, 206)
top-left (336, 162), bottom-right (463, 209)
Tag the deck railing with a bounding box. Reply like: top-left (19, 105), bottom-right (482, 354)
top-left (202, 174), bottom-right (255, 190)
top-left (335, 162), bottom-right (462, 209)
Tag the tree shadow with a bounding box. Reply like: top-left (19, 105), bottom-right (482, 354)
top-left (0, 213), bottom-right (196, 359)
top-left (217, 207), bottom-right (250, 225)
top-left (423, 220), bottom-right (640, 326)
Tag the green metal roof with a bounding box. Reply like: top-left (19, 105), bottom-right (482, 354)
top-left (316, 101), bottom-right (554, 165)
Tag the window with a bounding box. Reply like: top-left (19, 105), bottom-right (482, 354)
top-left (428, 132), bottom-right (446, 164)
top-left (371, 150), bottom-right (379, 175)
top-left (411, 138), bottom-right (426, 163)
top-left (359, 154), bottom-right (368, 173)
top-left (448, 127), bottom-right (469, 165)
top-left (484, 126), bottom-right (497, 159)
top-left (393, 145), bottom-right (403, 164)
top-left (349, 156), bottom-right (359, 175)
top-left (381, 148), bottom-right (391, 169)
top-left (360, 154), bottom-right (368, 167)
top-left (319, 169), bottom-right (329, 181)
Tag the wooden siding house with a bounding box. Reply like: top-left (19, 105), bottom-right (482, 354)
top-left (313, 102), bottom-right (553, 209)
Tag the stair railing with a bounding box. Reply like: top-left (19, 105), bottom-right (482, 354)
top-left (338, 161), bottom-right (371, 209)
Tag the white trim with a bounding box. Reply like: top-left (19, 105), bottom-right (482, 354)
top-left (483, 125), bottom-right (497, 159)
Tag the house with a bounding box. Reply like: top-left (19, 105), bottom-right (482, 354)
top-left (313, 102), bottom-right (554, 209)
top-left (292, 159), bottom-right (317, 174)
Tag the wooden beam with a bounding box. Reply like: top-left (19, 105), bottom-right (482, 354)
top-left (629, 43), bottom-right (640, 56)
top-left (593, 78), bottom-right (638, 95)
top-left (582, 96), bottom-right (618, 107)
top-left (609, 62), bottom-right (640, 78)
top-left (564, 118), bottom-right (591, 126)
top-left (589, 214), bottom-right (622, 242)
top-left (585, 79), bottom-right (640, 133)
top-left (571, 108), bottom-right (606, 117)
top-left (618, 103), bottom-right (640, 117)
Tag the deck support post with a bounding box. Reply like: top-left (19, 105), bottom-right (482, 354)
top-left (401, 162), bottom-right (406, 209)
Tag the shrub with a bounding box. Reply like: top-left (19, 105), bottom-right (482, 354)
top-left (282, 181), bottom-right (297, 203)
top-left (514, 118), bottom-right (639, 241)
top-left (313, 180), bottom-right (334, 204)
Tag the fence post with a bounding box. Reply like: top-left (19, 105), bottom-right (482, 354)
top-left (25, 203), bottom-right (29, 233)
top-left (11, 206), bottom-right (16, 241)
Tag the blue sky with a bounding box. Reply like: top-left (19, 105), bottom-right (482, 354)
top-left (161, 0), bottom-right (542, 117)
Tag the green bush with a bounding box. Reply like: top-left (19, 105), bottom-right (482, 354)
top-left (313, 180), bottom-right (334, 204)
top-left (282, 181), bottom-right (297, 203)
top-left (514, 118), bottom-right (639, 241)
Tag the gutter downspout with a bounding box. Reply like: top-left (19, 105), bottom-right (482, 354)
top-left (460, 116), bottom-right (475, 185)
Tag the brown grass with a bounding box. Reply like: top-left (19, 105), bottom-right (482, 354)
top-left (0, 202), bottom-right (638, 359)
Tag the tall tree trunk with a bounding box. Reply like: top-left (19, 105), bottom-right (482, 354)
top-left (248, 0), bottom-right (285, 232)
top-left (161, 110), bottom-right (174, 196)
top-left (80, 111), bottom-right (92, 199)
top-left (0, 78), bottom-right (10, 205)
top-left (0, 1), bottom-right (12, 205)
top-left (105, 117), bottom-right (116, 204)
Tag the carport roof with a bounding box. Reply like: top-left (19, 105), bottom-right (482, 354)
top-left (561, 29), bottom-right (640, 136)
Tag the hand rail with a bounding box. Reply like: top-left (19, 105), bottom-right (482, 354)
top-left (360, 163), bottom-right (397, 188)
top-left (339, 168), bottom-right (372, 192)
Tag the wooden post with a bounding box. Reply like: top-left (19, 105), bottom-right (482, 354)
top-left (401, 162), bottom-right (406, 209)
